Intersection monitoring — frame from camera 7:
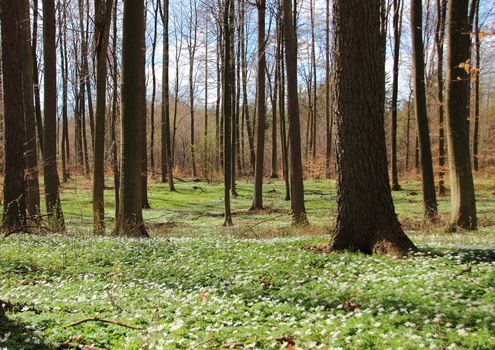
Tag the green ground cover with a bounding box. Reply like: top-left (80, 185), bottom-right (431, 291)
top-left (0, 178), bottom-right (494, 349)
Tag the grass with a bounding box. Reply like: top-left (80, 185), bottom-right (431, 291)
top-left (0, 177), bottom-right (494, 349)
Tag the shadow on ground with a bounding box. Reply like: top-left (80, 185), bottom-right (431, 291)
top-left (0, 315), bottom-right (51, 350)
top-left (419, 247), bottom-right (495, 263)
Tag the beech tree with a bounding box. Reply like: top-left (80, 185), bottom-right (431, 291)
top-left (411, 0), bottom-right (438, 220)
top-left (1, 0), bottom-right (27, 230)
top-left (223, 0), bottom-right (234, 227)
top-left (329, 0), bottom-right (416, 256)
top-left (93, 0), bottom-right (113, 234)
top-left (282, 0), bottom-right (308, 226)
top-left (20, 0), bottom-right (41, 220)
top-left (43, 0), bottom-right (65, 231)
top-left (251, 0), bottom-right (266, 211)
top-left (435, 0), bottom-right (447, 196)
top-left (113, 0), bottom-right (148, 237)
top-left (160, 0), bottom-right (175, 191)
top-left (390, 0), bottom-right (403, 191)
top-left (445, 0), bottom-right (477, 230)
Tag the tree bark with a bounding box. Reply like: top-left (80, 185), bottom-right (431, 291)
top-left (282, 0), bottom-right (308, 226)
top-left (150, 0), bottom-right (159, 177)
top-left (445, 0), bottom-right (477, 230)
top-left (20, 0), bottom-right (41, 220)
top-left (32, 0), bottom-right (44, 156)
top-left (390, 0), bottom-right (403, 191)
top-left (42, 0), bottom-right (65, 231)
top-left (270, 14), bottom-right (279, 180)
top-left (279, 18), bottom-right (290, 201)
top-left (1, 0), bottom-right (27, 230)
top-left (435, 0), bottom-right (447, 196)
top-left (223, 0), bottom-right (234, 226)
top-left (472, 2), bottom-right (480, 172)
top-left (411, 0), bottom-right (438, 219)
top-left (251, 0), bottom-right (266, 211)
top-left (325, 0), bottom-right (332, 178)
top-left (111, 0), bottom-right (120, 219)
top-left (140, 7), bottom-right (150, 210)
top-left (329, 0), bottom-right (416, 256)
top-left (93, 0), bottom-right (113, 235)
top-left (188, 0), bottom-right (198, 177)
top-left (160, 0), bottom-right (175, 191)
top-left (113, 0), bottom-right (148, 237)
top-left (59, 0), bottom-right (70, 183)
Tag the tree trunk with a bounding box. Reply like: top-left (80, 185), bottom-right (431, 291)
top-left (436, 0), bottom-right (447, 196)
top-left (59, 1), bottom-right (70, 183)
top-left (472, 2), bottom-right (480, 172)
top-left (113, 0), bottom-right (148, 237)
top-left (32, 0), bottom-right (44, 156)
top-left (1, 0), bottom-right (27, 230)
top-left (329, 0), bottom-right (416, 256)
top-left (111, 0), bottom-right (120, 219)
top-left (279, 18), bottom-right (290, 201)
top-left (325, 0), bottom-right (332, 178)
top-left (270, 15), bottom-right (279, 180)
top-left (390, 0), bottom-right (403, 191)
top-left (161, 0), bottom-right (175, 191)
top-left (282, 0), bottom-right (308, 226)
top-left (251, 0), bottom-right (266, 211)
top-left (204, 13), bottom-right (210, 177)
top-left (93, 0), bottom-right (113, 235)
top-left (150, 0), bottom-right (159, 177)
top-left (20, 0), bottom-right (41, 220)
top-left (223, 0), bottom-right (234, 226)
top-left (231, 12), bottom-right (238, 197)
top-left (411, 0), bottom-right (438, 219)
top-left (42, 0), bottom-right (65, 231)
top-left (310, 0), bottom-right (317, 160)
top-left (445, 0), bottom-right (477, 230)
top-left (140, 9), bottom-right (150, 210)
top-left (188, 0), bottom-right (198, 177)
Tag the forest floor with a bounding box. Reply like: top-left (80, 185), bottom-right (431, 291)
top-left (0, 177), bottom-right (494, 349)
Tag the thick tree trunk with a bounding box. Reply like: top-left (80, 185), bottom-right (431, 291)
top-left (329, 0), bottom-right (416, 256)
top-left (113, 0), bottom-right (148, 237)
top-left (42, 0), bottom-right (65, 231)
top-left (282, 0), bottom-right (308, 226)
top-left (411, 0), bottom-right (438, 220)
top-left (1, 0), bottom-right (27, 230)
top-left (445, 0), bottom-right (477, 230)
top-left (251, 0), bottom-right (266, 211)
top-left (20, 0), bottom-right (41, 220)
top-left (93, 0), bottom-right (113, 235)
